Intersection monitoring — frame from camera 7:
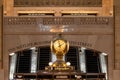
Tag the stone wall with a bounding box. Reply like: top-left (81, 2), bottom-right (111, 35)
top-left (3, 16), bottom-right (114, 80)
top-left (115, 0), bottom-right (120, 70)
top-left (113, 0), bottom-right (120, 80)
top-left (0, 0), bottom-right (2, 69)
top-left (0, 0), bottom-right (4, 80)
top-left (2, 0), bottom-right (119, 80)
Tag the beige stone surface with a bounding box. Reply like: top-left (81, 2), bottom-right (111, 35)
top-left (113, 70), bottom-right (120, 80)
top-left (0, 0), bottom-right (2, 69)
top-left (115, 0), bottom-right (120, 70)
top-left (102, 0), bottom-right (113, 16)
top-left (4, 0), bottom-right (13, 16)
top-left (0, 8), bottom-right (1, 69)
top-left (0, 69), bottom-right (4, 80)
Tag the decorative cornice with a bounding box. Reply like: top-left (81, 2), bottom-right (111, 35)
top-left (4, 17), bottom-right (111, 25)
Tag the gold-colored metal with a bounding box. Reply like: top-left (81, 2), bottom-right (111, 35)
top-left (51, 34), bottom-right (69, 61)
top-left (45, 34), bottom-right (74, 71)
top-left (51, 39), bottom-right (69, 60)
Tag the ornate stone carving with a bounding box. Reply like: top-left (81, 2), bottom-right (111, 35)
top-left (4, 17), bottom-right (37, 25)
top-left (14, 0), bottom-right (102, 7)
top-left (4, 17), bottom-right (110, 25)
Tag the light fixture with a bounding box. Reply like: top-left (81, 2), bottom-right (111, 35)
top-left (9, 53), bottom-right (15, 56)
top-left (49, 62), bottom-right (53, 66)
top-left (66, 62), bottom-right (71, 66)
top-left (102, 53), bottom-right (107, 56)
top-left (30, 47), bottom-right (36, 50)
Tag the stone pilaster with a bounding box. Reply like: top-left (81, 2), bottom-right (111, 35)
top-left (102, 0), bottom-right (113, 16)
top-left (0, 0), bottom-right (3, 69)
top-left (113, 0), bottom-right (120, 78)
top-left (4, 0), bottom-right (14, 16)
top-left (115, 0), bottom-right (120, 70)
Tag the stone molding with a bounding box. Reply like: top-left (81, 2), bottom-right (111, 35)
top-left (4, 17), bottom-right (111, 25)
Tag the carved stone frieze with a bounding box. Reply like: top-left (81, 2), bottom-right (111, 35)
top-left (4, 17), bottom-right (111, 25)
